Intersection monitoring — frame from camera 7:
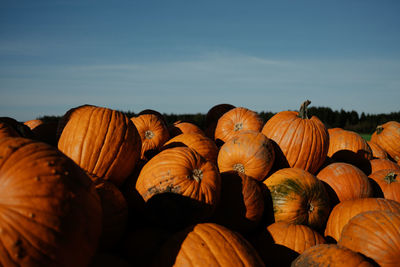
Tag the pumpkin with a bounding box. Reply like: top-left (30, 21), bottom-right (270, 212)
top-left (163, 133), bottom-right (218, 163)
top-left (135, 147), bottom-right (221, 227)
top-left (369, 169), bottom-right (400, 202)
top-left (324, 197), bottom-right (400, 242)
top-left (371, 121), bottom-right (400, 162)
top-left (56, 104), bottom-right (94, 140)
top-left (153, 223), bottom-right (265, 267)
top-left (263, 168), bottom-right (330, 230)
top-left (0, 117), bottom-right (34, 139)
top-left (131, 114), bottom-right (170, 161)
top-left (261, 100), bottom-right (329, 174)
top-left (0, 121), bottom-right (20, 139)
top-left (370, 158), bottom-right (400, 173)
top-left (95, 180), bottom-right (128, 251)
top-left (58, 105), bottom-right (142, 186)
top-left (252, 222), bottom-right (326, 266)
top-left (338, 210), bottom-right (400, 267)
top-left (24, 119), bottom-right (58, 146)
top-left (316, 162), bottom-right (372, 203)
top-left (217, 130), bottom-right (275, 181)
top-left (327, 128), bottom-right (372, 174)
top-left (204, 103), bottom-right (235, 139)
top-left (291, 244), bottom-right (374, 267)
top-left (0, 137), bottom-right (102, 267)
top-left (214, 107), bottom-right (264, 146)
top-left (168, 121), bottom-right (205, 138)
top-left (367, 140), bottom-right (388, 159)
top-left (211, 171), bottom-right (264, 233)
top-left (137, 109), bottom-right (168, 127)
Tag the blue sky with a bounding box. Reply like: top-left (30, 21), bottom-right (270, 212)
top-left (1, 0), bottom-right (400, 121)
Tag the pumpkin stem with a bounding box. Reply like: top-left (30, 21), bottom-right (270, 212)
top-left (376, 125), bottom-right (383, 134)
top-left (384, 172), bottom-right (397, 184)
top-left (234, 122), bottom-right (243, 131)
top-left (192, 169), bottom-right (203, 183)
top-left (307, 202), bottom-right (314, 213)
top-left (145, 130), bottom-right (154, 139)
top-left (233, 163), bottom-right (245, 174)
top-left (299, 100), bottom-right (311, 119)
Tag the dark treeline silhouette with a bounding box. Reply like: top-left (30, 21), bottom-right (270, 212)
top-left (39, 107), bottom-right (399, 134)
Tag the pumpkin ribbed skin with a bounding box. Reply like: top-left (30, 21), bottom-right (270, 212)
top-left (58, 105), bottom-right (142, 186)
top-left (135, 147), bottom-right (221, 219)
top-left (263, 168), bottom-right (330, 229)
top-left (316, 162), bottom-right (372, 202)
top-left (214, 107), bottom-right (264, 145)
top-left (370, 158), bottom-right (400, 173)
top-left (339, 210), bottom-right (400, 267)
top-left (204, 103), bottom-right (236, 139)
top-left (212, 171), bottom-right (264, 233)
top-left (291, 244), bottom-right (374, 267)
top-left (369, 169), bottom-right (400, 202)
top-left (371, 121), bottom-right (400, 162)
top-left (367, 140), bottom-right (388, 159)
top-left (327, 128), bottom-right (372, 174)
top-left (0, 137), bottom-right (102, 267)
top-left (324, 198), bottom-right (400, 242)
top-left (169, 121), bottom-right (205, 138)
top-left (163, 133), bottom-right (218, 163)
top-left (218, 131), bottom-right (275, 181)
top-left (261, 101), bottom-right (329, 174)
top-left (153, 223), bottom-right (265, 267)
top-left (131, 114), bottom-right (170, 161)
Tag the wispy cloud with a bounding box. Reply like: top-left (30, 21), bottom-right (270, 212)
top-left (1, 51), bottom-right (400, 121)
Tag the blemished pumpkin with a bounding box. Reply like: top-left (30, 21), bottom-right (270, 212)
top-left (168, 121), bottom-right (205, 138)
top-left (263, 168), bottom-right (330, 230)
top-left (217, 130), bottom-right (275, 181)
top-left (324, 197), bottom-right (400, 242)
top-left (261, 100), bottom-right (329, 174)
top-left (327, 128), bottom-right (373, 174)
top-left (316, 162), bottom-right (372, 203)
top-left (0, 137), bottom-right (102, 267)
top-left (370, 158), bottom-right (400, 173)
top-left (369, 169), bottom-right (400, 203)
top-left (291, 244), bottom-right (374, 267)
top-left (214, 107), bottom-right (264, 146)
top-left (58, 105), bottom-right (142, 186)
top-left (371, 121), bottom-right (400, 162)
top-left (153, 223), bottom-right (265, 267)
top-left (338, 210), bottom-right (400, 267)
top-left (135, 146), bottom-right (221, 223)
top-left (367, 140), bottom-right (388, 159)
top-left (162, 133), bottom-right (219, 163)
top-left (211, 171), bottom-right (265, 233)
top-left (131, 114), bottom-right (170, 161)
top-left (204, 103), bottom-right (235, 140)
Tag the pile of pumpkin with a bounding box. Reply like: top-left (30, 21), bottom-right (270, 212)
top-left (0, 101), bottom-right (400, 267)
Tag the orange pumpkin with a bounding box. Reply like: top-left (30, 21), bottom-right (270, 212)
top-left (339, 210), bottom-right (400, 267)
top-left (153, 223), bottom-right (265, 267)
top-left (262, 100), bottom-right (329, 174)
top-left (316, 162), bottom-right (372, 203)
top-left (163, 133), bottom-right (218, 163)
top-left (327, 128), bottom-right (372, 174)
top-left (0, 137), bottom-right (102, 266)
top-left (131, 114), bottom-right (170, 161)
top-left (214, 107), bottom-right (264, 146)
top-left (369, 169), bottom-right (400, 202)
top-left (263, 168), bottom-right (330, 230)
top-left (204, 103), bottom-right (235, 139)
top-left (371, 121), bottom-right (400, 162)
top-left (135, 147), bottom-right (221, 225)
top-left (370, 158), bottom-right (400, 173)
top-left (367, 140), bottom-right (388, 159)
top-left (291, 244), bottom-right (374, 267)
top-left (168, 121), bottom-right (205, 138)
top-left (324, 197), bottom-right (400, 242)
top-left (217, 130), bottom-right (275, 181)
top-left (58, 105), bottom-right (142, 186)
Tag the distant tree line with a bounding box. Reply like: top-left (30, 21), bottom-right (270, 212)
top-left (39, 106), bottom-right (400, 134)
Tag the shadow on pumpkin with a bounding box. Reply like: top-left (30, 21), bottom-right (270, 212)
top-left (209, 171), bottom-right (264, 235)
top-left (265, 140), bottom-right (290, 178)
top-left (368, 178), bottom-right (384, 198)
top-left (331, 149), bottom-right (372, 175)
